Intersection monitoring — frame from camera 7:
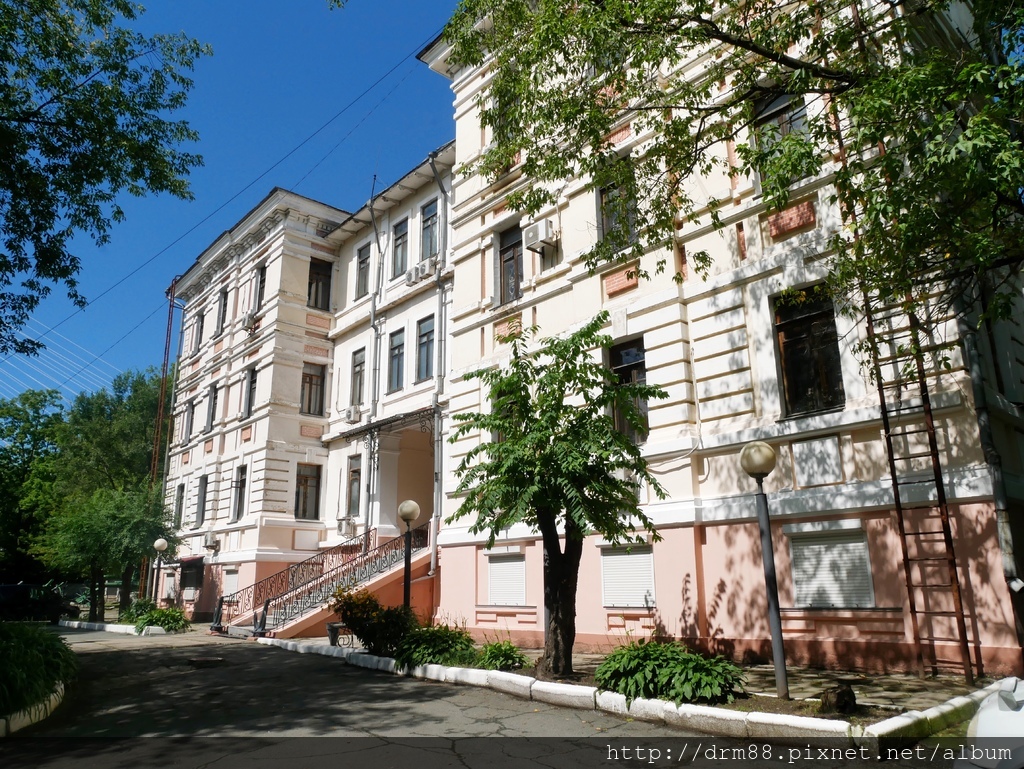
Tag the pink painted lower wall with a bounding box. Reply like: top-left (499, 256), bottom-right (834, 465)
top-left (436, 503), bottom-right (1024, 676)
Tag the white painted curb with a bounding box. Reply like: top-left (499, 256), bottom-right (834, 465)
top-left (1, 682), bottom-right (65, 738)
top-left (59, 619), bottom-right (184, 636)
top-left (254, 638), bottom-right (1005, 745)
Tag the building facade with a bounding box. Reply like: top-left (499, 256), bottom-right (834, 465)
top-left (419, 31), bottom-right (1024, 677)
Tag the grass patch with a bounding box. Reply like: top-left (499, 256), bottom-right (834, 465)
top-left (0, 623), bottom-right (78, 715)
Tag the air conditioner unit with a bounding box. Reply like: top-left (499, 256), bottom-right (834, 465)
top-left (405, 269), bottom-right (418, 286)
top-left (337, 518), bottom-right (357, 537)
top-left (523, 220), bottom-right (556, 252)
top-left (416, 261), bottom-right (432, 280)
top-left (343, 405), bottom-right (361, 423)
top-left (202, 531), bottom-right (219, 551)
top-left (241, 311), bottom-right (257, 331)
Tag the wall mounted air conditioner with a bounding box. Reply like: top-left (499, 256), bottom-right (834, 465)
top-left (337, 518), bottom-right (357, 537)
top-left (416, 261), bottom-right (432, 280)
top-left (405, 269), bottom-right (418, 286)
top-left (523, 219), bottom-right (556, 252)
top-left (241, 312), bottom-right (257, 331)
top-left (202, 531), bottom-right (219, 551)
top-left (343, 405), bottom-right (361, 423)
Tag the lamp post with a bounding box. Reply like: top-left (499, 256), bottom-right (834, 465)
top-left (739, 440), bottom-right (789, 700)
top-left (397, 500), bottom-right (420, 609)
top-left (151, 538), bottom-right (168, 603)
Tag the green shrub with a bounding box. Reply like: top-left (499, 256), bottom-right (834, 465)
top-left (134, 607), bottom-right (191, 634)
top-left (394, 623), bottom-right (478, 670)
top-left (476, 640), bottom-right (530, 671)
top-left (0, 622), bottom-right (79, 715)
top-left (595, 640), bottom-right (745, 705)
top-left (328, 588), bottom-right (418, 658)
top-left (119, 597), bottom-right (156, 623)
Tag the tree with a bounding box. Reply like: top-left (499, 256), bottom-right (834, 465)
top-left (0, 1), bottom-right (210, 355)
top-left (442, 0), bottom-right (1024, 330)
top-left (0, 390), bottom-right (64, 582)
top-left (34, 485), bottom-right (175, 621)
top-left (448, 312), bottom-right (668, 676)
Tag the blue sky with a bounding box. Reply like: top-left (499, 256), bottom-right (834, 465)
top-left (0, 0), bottom-right (457, 405)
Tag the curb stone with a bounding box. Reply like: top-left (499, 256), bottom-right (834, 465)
top-left (59, 619), bottom-right (182, 636)
top-left (1, 682), bottom-right (65, 738)
top-left (254, 638), bottom-right (1008, 745)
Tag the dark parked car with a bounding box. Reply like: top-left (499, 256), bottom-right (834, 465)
top-left (0, 584), bottom-right (81, 623)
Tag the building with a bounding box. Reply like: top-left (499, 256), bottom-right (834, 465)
top-left (158, 143), bottom-right (455, 632)
top-left (419, 27), bottom-right (1024, 677)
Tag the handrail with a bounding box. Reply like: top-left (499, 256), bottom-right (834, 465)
top-left (263, 523), bottom-right (429, 631)
top-left (213, 528), bottom-right (375, 630)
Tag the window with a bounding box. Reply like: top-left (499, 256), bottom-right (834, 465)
top-left (232, 465), bottom-right (247, 522)
top-left (497, 226), bottom-right (523, 306)
top-left (244, 368), bottom-right (257, 418)
top-left (392, 219), bottom-right (408, 278)
top-left (195, 474), bottom-right (209, 527)
top-left (173, 484), bottom-right (185, 528)
top-left (752, 93), bottom-right (808, 191)
top-left (601, 545), bottom-right (655, 608)
top-left (180, 559), bottom-right (204, 589)
top-left (609, 339), bottom-right (649, 444)
top-left (788, 528), bottom-right (874, 608)
top-left (421, 200), bottom-right (439, 262)
top-left (216, 290), bottom-right (229, 335)
top-left (255, 265), bottom-right (267, 310)
top-left (774, 289), bottom-right (845, 416)
top-left (346, 455), bottom-right (361, 521)
top-left (416, 316), bottom-right (434, 382)
top-left (300, 363), bottom-right (326, 416)
top-left (205, 384), bottom-right (219, 433)
top-left (192, 311), bottom-right (205, 355)
top-left (599, 184), bottom-right (638, 246)
top-left (355, 244), bottom-right (370, 299)
top-left (387, 330), bottom-right (404, 393)
top-left (487, 553), bottom-right (526, 606)
top-left (182, 400), bottom-right (195, 443)
top-left (295, 464), bottom-right (321, 520)
top-left (349, 348), bottom-right (366, 406)
top-left (307, 258), bottom-right (332, 310)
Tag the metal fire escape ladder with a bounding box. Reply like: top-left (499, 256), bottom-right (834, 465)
top-left (864, 301), bottom-right (975, 685)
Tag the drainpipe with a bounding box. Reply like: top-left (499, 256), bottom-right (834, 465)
top-left (427, 151), bottom-right (450, 577)
top-left (956, 311), bottom-right (1024, 656)
top-left (365, 188), bottom-right (386, 534)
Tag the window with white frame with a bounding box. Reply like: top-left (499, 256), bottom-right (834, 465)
top-left (195, 474), bottom-right (209, 527)
top-left (346, 455), bottom-right (361, 520)
top-left (787, 525), bottom-right (875, 609)
top-left (496, 226), bottom-right (523, 306)
top-left (216, 289), bottom-right (229, 335)
top-left (244, 368), bottom-right (257, 418)
top-left (231, 465), bottom-right (247, 522)
top-left (295, 464), bottom-right (321, 520)
top-left (416, 315), bottom-right (434, 382)
top-left (355, 244), bottom-right (370, 299)
top-left (254, 264), bottom-right (267, 310)
top-left (487, 552), bottom-right (526, 606)
top-left (300, 363), bottom-right (326, 416)
top-left (392, 219), bottom-right (408, 278)
top-left (204, 383), bottom-right (219, 433)
top-left (773, 287), bottom-right (845, 417)
top-left (350, 348), bottom-right (365, 406)
top-left (387, 329), bottom-right (404, 393)
top-left (421, 200), bottom-right (439, 262)
top-left (192, 311), bottom-right (205, 354)
top-left (601, 545), bottom-right (654, 608)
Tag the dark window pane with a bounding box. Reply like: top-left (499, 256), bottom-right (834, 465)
top-left (308, 258), bottom-right (333, 310)
top-left (774, 290), bottom-right (845, 416)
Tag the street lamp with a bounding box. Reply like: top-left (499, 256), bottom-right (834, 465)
top-left (397, 500), bottom-right (420, 609)
top-left (739, 440), bottom-right (789, 700)
top-left (151, 537), bottom-right (168, 603)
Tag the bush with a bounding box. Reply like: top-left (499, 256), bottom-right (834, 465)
top-left (328, 588), bottom-right (418, 658)
top-left (595, 640), bottom-right (745, 705)
top-left (0, 622), bottom-right (79, 715)
top-left (394, 623), bottom-right (478, 670)
top-left (477, 640), bottom-right (530, 671)
top-left (119, 597), bottom-right (156, 623)
top-left (134, 607), bottom-right (191, 634)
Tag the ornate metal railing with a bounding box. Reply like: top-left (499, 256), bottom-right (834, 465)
top-left (259, 523), bottom-right (429, 632)
top-left (212, 528), bottom-right (375, 630)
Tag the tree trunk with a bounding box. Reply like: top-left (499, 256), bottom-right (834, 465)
top-left (118, 562), bottom-right (135, 617)
top-left (88, 564), bottom-right (102, 622)
top-left (537, 519), bottom-right (584, 678)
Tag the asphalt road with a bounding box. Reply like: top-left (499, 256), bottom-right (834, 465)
top-left (3, 628), bottom-right (977, 769)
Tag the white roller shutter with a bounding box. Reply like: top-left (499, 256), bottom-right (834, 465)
top-left (601, 546), bottom-right (655, 608)
top-left (488, 554), bottom-right (526, 606)
top-left (789, 531), bottom-right (875, 608)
